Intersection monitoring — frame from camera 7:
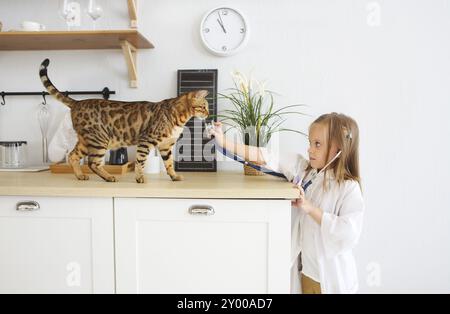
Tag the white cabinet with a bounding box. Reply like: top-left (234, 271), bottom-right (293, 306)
top-left (0, 195), bottom-right (296, 294)
top-left (114, 198), bottom-right (292, 293)
top-left (0, 196), bottom-right (114, 294)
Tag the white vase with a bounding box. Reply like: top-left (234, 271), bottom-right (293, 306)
top-left (144, 149), bottom-right (160, 174)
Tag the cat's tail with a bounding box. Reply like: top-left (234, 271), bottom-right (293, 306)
top-left (39, 59), bottom-right (76, 108)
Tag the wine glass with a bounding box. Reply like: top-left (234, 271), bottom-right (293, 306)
top-left (59, 0), bottom-right (75, 31)
top-left (87, 0), bottom-right (103, 30)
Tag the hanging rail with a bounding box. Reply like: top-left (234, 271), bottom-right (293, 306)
top-left (0, 87), bottom-right (115, 106)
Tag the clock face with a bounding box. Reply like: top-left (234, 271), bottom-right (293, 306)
top-left (200, 7), bottom-right (249, 56)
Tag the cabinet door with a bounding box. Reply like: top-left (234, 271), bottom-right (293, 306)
top-left (0, 196), bottom-right (114, 294)
top-left (114, 198), bottom-right (291, 293)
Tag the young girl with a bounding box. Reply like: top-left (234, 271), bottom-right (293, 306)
top-left (208, 112), bottom-right (364, 294)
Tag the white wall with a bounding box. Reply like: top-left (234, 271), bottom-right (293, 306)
top-left (0, 0), bottom-right (449, 293)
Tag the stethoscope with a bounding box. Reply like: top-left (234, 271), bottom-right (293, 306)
top-left (205, 122), bottom-right (342, 185)
top-left (214, 142), bottom-right (287, 178)
top-left (205, 122), bottom-right (287, 178)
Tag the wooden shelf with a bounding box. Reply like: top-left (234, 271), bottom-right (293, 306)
top-left (0, 1), bottom-right (148, 88)
top-left (0, 30), bottom-right (153, 50)
top-left (0, 30), bottom-right (154, 88)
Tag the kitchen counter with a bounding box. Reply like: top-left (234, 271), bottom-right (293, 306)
top-left (0, 170), bottom-right (298, 199)
top-left (0, 170), bottom-right (299, 293)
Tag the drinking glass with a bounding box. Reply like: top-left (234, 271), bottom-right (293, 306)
top-left (87, 0), bottom-right (103, 30)
top-left (59, 0), bottom-right (76, 31)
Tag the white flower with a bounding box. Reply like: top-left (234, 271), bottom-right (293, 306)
top-left (231, 70), bottom-right (249, 94)
top-left (231, 70), bottom-right (241, 80)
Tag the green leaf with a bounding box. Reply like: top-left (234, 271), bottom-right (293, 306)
top-left (217, 75), bottom-right (309, 145)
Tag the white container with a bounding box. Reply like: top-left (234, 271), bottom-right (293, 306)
top-left (0, 141), bottom-right (28, 168)
top-left (21, 21), bottom-right (45, 31)
top-left (144, 149), bottom-right (160, 174)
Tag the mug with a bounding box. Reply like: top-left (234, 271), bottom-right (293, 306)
top-left (21, 21), bottom-right (45, 31)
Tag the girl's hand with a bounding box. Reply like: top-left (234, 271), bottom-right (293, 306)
top-left (209, 122), bottom-right (223, 136)
top-left (291, 185), bottom-right (315, 214)
top-left (208, 122), bottom-right (224, 144)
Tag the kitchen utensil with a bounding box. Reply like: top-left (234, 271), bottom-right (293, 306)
top-left (37, 100), bottom-right (50, 164)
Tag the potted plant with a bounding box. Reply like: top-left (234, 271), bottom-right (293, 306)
top-left (215, 71), bottom-right (308, 175)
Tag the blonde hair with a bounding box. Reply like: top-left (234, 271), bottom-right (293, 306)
top-left (306, 112), bottom-right (361, 190)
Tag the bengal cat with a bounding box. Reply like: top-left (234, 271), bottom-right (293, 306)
top-left (39, 59), bottom-right (209, 183)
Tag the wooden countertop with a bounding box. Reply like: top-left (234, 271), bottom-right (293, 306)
top-left (0, 171), bottom-right (298, 199)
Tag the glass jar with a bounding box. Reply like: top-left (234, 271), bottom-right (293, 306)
top-left (0, 141), bottom-right (28, 168)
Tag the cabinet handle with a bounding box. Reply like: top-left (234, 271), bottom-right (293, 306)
top-left (16, 201), bottom-right (40, 212)
top-left (188, 204), bottom-right (215, 216)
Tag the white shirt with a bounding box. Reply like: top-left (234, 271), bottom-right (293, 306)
top-left (301, 216), bottom-right (321, 282)
top-left (298, 168), bottom-right (321, 282)
top-left (260, 149), bottom-right (365, 294)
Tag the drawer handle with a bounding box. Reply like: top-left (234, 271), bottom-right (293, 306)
top-left (188, 205), bottom-right (215, 216)
top-left (16, 201), bottom-right (40, 212)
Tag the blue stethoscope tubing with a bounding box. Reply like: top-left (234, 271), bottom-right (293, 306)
top-left (213, 139), bottom-right (287, 179)
top-left (210, 133), bottom-right (342, 191)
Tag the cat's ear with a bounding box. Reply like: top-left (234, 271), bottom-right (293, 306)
top-left (194, 90), bottom-right (208, 99)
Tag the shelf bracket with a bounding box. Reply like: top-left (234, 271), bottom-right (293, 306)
top-left (121, 40), bottom-right (138, 88)
top-left (127, 0), bottom-right (138, 28)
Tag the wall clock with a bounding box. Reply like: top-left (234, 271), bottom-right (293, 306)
top-left (200, 7), bottom-right (249, 56)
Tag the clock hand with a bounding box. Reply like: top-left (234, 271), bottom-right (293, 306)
top-left (217, 11), bottom-right (227, 33)
top-left (216, 18), bottom-right (227, 33)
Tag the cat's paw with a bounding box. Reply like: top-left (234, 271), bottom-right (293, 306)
top-left (76, 174), bottom-right (90, 181)
top-left (136, 176), bottom-right (146, 184)
top-left (105, 176), bottom-right (117, 182)
top-left (171, 174), bottom-right (184, 181)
